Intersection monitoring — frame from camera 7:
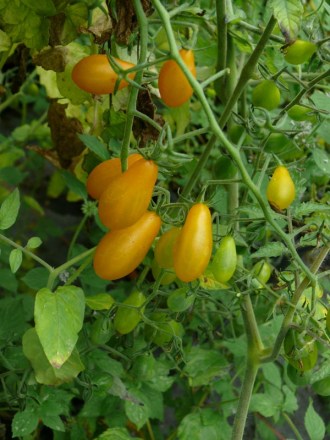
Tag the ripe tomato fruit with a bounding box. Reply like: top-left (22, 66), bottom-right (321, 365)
top-left (87, 153), bottom-right (142, 200)
top-left (284, 40), bottom-right (317, 65)
top-left (266, 165), bottom-right (295, 210)
top-left (93, 211), bottom-right (161, 280)
top-left (154, 227), bottom-right (181, 269)
top-left (211, 236), bottom-right (237, 283)
top-left (252, 80), bottom-right (281, 111)
top-left (114, 291), bottom-right (146, 335)
top-left (284, 329), bottom-right (318, 371)
top-left (71, 54), bottom-right (136, 95)
top-left (158, 49), bottom-right (196, 107)
top-left (173, 203), bottom-right (213, 283)
top-left (98, 158), bottom-right (158, 230)
top-left (252, 260), bottom-right (272, 288)
top-left (287, 105), bottom-right (316, 123)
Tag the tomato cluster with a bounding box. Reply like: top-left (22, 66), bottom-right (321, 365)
top-left (90, 154), bottom-right (161, 281)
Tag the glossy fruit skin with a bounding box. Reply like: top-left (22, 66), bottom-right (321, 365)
top-left (287, 105), bottom-right (316, 122)
top-left (252, 80), bottom-right (281, 111)
top-left (87, 153), bottom-right (142, 200)
top-left (154, 227), bottom-right (181, 269)
top-left (90, 316), bottom-right (113, 345)
top-left (252, 260), bottom-right (272, 288)
top-left (266, 166), bottom-right (295, 210)
top-left (211, 236), bottom-right (237, 283)
top-left (173, 203), bottom-right (213, 282)
top-left (284, 40), bottom-right (317, 65)
top-left (284, 329), bottom-right (318, 371)
top-left (158, 49), bottom-right (196, 107)
top-left (93, 211), bottom-right (161, 280)
top-left (98, 159), bottom-right (158, 230)
top-left (114, 291), bottom-right (146, 335)
top-left (71, 54), bottom-right (136, 95)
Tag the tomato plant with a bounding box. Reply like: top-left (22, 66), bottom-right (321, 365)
top-left (213, 155), bottom-right (237, 180)
top-left (151, 259), bottom-right (177, 285)
top-left (167, 287), bottom-right (195, 312)
top-left (211, 236), bottom-right (237, 283)
top-left (93, 211), bottom-right (161, 280)
top-left (266, 165), bottom-right (296, 210)
top-left (145, 313), bottom-right (184, 346)
top-left (252, 80), bottom-right (281, 110)
top-left (173, 203), bottom-right (213, 282)
top-left (158, 49), bottom-right (196, 107)
top-left (283, 39), bottom-right (317, 65)
top-left (98, 158), bottom-right (158, 230)
top-left (284, 329), bottom-right (318, 372)
top-left (252, 260), bottom-right (272, 288)
top-left (71, 54), bottom-right (136, 95)
top-left (114, 290), bottom-right (146, 335)
top-left (154, 227), bottom-right (181, 269)
top-left (86, 153), bottom-right (142, 200)
top-left (287, 104), bottom-right (317, 122)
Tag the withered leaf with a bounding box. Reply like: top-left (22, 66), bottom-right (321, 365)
top-left (33, 46), bottom-right (68, 72)
top-left (80, 15), bottom-right (112, 45)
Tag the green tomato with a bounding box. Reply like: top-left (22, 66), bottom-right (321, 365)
top-left (287, 105), bottom-right (317, 123)
top-left (284, 40), bottom-right (317, 65)
top-left (90, 315), bottom-right (113, 345)
top-left (211, 236), bottom-right (237, 283)
top-left (264, 133), bottom-right (292, 154)
top-left (167, 287), bottom-right (195, 312)
top-left (252, 80), bottom-right (281, 111)
top-left (252, 260), bottom-right (272, 289)
top-left (145, 313), bottom-right (184, 346)
top-left (114, 291), bottom-right (146, 335)
top-left (284, 329), bottom-right (318, 372)
top-left (213, 156), bottom-right (237, 180)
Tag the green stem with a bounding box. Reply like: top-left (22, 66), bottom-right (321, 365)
top-left (120, 0), bottom-right (149, 171)
top-left (132, 110), bottom-right (163, 132)
top-left (67, 214), bottom-right (88, 260)
top-left (237, 21), bottom-right (285, 43)
top-left (282, 413), bottom-right (304, 440)
top-left (214, 0), bottom-right (227, 101)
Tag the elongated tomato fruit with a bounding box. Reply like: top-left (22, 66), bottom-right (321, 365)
top-left (98, 158), bottom-right (158, 230)
top-left (72, 54), bottom-right (136, 95)
top-left (173, 203), bottom-right (213, 282)
top-left (266, 166), bottom-right (295, 210)
top-left (93, 211), bottom-right (161, 280)
top-left (87, 153), bottom-right (142, 199)
top-left (158, 49), bottom-right (196, 107)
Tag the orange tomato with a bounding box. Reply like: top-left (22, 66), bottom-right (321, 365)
top-left (86, 153), bottom-right (142, 200)
top-left (173, 203), bottom-right (213, 282)
top-left (93, 211), bottom-right (161, 280)
top-left (158, 49), bottom-right (196, 107)
top-left (98, 158), bottom-right (158, 230)
top-left (71, 54), bottom-right (136, 95)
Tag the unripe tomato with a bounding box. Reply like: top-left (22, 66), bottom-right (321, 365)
top-left (87, 153), bottom-right (142, 200)
top-left (167, 287), bottom-right (195, 312)
top-left (151, 259), bottom-right (177, 285)
top-left (93, 211), bottom-right (161, 280)
top-left (284, 329), bottom-right (318, 371)
top-left (266, 165), bottom-right (295, 210)
top-left (71, 54), bottom-right (136, 95)
top-left (90, 315), bottom-right (113, 345)
top-left (211, 236), bottom-right (237, 283)
top-left (252, 80), bottom-right (281, 111)
top-left (158, 49), bottom-right (196, 107)
top-left (98, 158), bottom-right (158, 230)
top-left (252, 260), bottom-right (272, 288)
top-left (173, 204), bottom-right (213, 283)
top-left (154, 227), bottom-right (181, 269)
top-left (284, 40), bottom-right (317, 65)
top-left (287, 105), bottom-right (316, 123)
top-left (213, 156), bottom-right (237, 180)
top-left (114, 291), bottom-right (146, 335)
top-left (264, 133), bottom-right (292, 154)
top-left (145, 313), bottom-right (184, 346)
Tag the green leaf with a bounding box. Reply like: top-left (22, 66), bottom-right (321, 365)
top-left (292, 202), bottom-right (330, 219)
top-left (41, 415), bottom-right (65, 432)
top-left (0, 268), bottom-right (18, 292)
top-left (60, 170), bottom-right (87, 200)
top-left (282, 385), bottom-right (298, 412)
top-left (22, 328), bottom-right (84, 385)
top-left (251, 242), bottom-right (288, 259)
top-left (262, 363), bottom-right (282, 389)
top-left (61, 2), bottom-right (88, 45)
top-left (26, 236), bottom-right (42, 249)
top-left (95, 427), bottom-right (135, 440)
top-left (78, 134), bottom-right (110, 161)
top-left (9, 248), bottom-right (22, 273)
top-left (124, 391), bottom-right (149, 430)
top-left (178, 409), bottom-right (231, 440)
top-left (86, 293), bottom-right (115, 310)
top-left (0, 188), bottom-right (20, 230)
top-left (269, 0), bottom-right (303, 40)
top-left (311, 359), bottom-right (330, 396)
top-left (0, 297), bottom-right (28, 342)
top-left (12, 408), bottom-right (39, 437)
top-left (0, 29), bottom-right (11, 52)
top-left (304, 400), bottom-right (325, 440)
top-left (34, 286), bottom-right (85, 368)
top-left (21, 0), bottom-right (56, 16)
top-left (22, 267), bottom-right (49, 290)
top-left (310, 91), bottom-right (330, 117)
top-left (249, 393), bottom-right (279, 418)
top-left (312, 149), bottom-right (330, 174)
top-left (184, 347), bottom-right (228, 386)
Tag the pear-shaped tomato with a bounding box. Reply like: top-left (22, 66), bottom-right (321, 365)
top-left (158, 49), bottom-right (196, 107)
top-left (87, 153), bottom-right (142, 200)
top-left (287, 105), bottom-right (317, 123)
top-left (266, 166), bottom-right (295, 210)
top-left (284, 40), bottom-right (317, 65)
top-left (173, 203), bottom-right (213, 282)
top-left (98, 158), bottom-right (158, 230)
top-left (93, 211), bottom-right (161, 280)
top-left (211, 236), bottom-right (237, 283)
top-left (114, 291), bottom-right (146, 335)
top-left (72, 54), bottom-right (136, 95)
top-left (154, 227), bottom-right (181, 269)
top-left (252, 260), bottom-right (272, 289)
top-left (252, 80), bottom-right (281, 111)
top-left (284, 329), bottom-right (318, 371)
